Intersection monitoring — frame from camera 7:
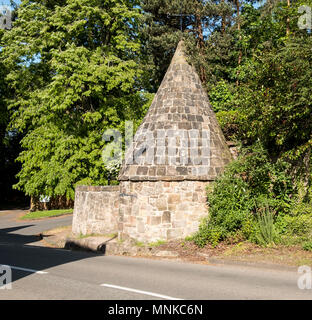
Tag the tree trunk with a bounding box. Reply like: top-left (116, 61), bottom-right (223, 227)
top-left (196, 10), bottom-right (206, 83)
top-left (286, 0), bottom-right (290, 36)
top-left (236, 0), bottom-right (242, 86)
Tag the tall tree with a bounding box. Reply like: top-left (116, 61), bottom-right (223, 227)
top-left (3, 0), bottom-right (149, 200)
top-left (141, 0), bottom-right (219, 87)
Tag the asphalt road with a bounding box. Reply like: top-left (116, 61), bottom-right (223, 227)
top-left (0, 209), bottom-right (73, 241)
top-left (0, 210), bottom-right (312, 300)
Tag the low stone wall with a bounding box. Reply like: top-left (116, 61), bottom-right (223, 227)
top-left (72, 185), bottom-right (119, 236)
top-left (118, 180), bottom-right (209, 242)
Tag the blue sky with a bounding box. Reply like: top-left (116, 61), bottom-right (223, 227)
top-left (0, 0), bottom-right (20, 7)
top-left (2, 0), bottom-right (20, 3)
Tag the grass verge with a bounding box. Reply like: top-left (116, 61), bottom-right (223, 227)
top-left (77, 232), bottom-right (117, 239)
top-left (20, 209), bottom-right (73, 220)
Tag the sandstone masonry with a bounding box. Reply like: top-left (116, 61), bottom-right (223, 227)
top-left (119, 180), bottom-right (208, 242)
top-left (72, 41), bottom-right (232, 243)
top-left (72, 185), bottom-right (119, 236)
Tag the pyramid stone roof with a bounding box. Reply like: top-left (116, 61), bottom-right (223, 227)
top-left (118, 41), bottom-right (232, 181)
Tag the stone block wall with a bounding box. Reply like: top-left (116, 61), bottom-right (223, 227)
top-left (118, 180), bottom-right (209, 242)
top-left (72, 185), bottom-right (119, 236)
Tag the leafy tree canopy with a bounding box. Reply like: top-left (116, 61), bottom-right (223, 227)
top-left (2, 0), bottom-right (151, 199)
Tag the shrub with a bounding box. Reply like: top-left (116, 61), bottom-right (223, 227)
top-left (193, 141), bottom-right (294, 247)
top-left (292, 202), bottom-right (312, 216)
top-left (209, 80), bottom-right (235, 113)
top-left (302, 241), bottom-right (312, 251)
top-left (254, 206), bottom-right (278, 246)
top-left (241, 216), bottom-right (256, 240)
top-left (193, 217), bottom-right (223, 248)
top-left (274, 213), bottom-right (312, 246)
top-left (275, 214), bottom-right (312, 237)
top-left (216, 110), bottom-right (241, 141)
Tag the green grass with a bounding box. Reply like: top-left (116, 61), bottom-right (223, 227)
top-left (184, 235), bottom-right (194, 241)
top-left (77, 232), bottom-right (117, 239)
top-left (134, 240), bottom-right (167, 247)
top-left (135, 241), bottom-right (145, 247)
top-left (148, 240), bottom-right (166, 247)
top-left (20, 209), bottom-right (73, 220)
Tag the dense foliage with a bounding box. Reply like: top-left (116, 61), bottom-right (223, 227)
top-left (1, 0), bottom-right (312, 247)
top-left (193, 142), bottom-right (294, 247)
top-left (1, 0), bottom-right (151, 200)
top-left (185, 0), bottom-right (312, 247)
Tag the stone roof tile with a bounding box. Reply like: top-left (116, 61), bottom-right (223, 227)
top-left (119, 41), bottom-right (232, 182)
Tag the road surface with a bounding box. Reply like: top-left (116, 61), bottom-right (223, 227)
top-left (0, 210), bottom-right (311, 300)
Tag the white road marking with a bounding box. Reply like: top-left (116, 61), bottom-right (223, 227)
top-left (101, 283), bottom-right (183, 300)
top-left (0, 264), bottom-right (48, 274)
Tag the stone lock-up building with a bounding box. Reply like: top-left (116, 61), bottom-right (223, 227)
top-left (72, 41), bottom-right (232, 242)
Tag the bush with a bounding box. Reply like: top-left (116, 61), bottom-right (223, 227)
top-left (302, 241), bottom-right (312, 251)
top-left (241, 216), bottom-right (256, 240)
top-left (216, 110), bottom-right (241, 141)
top-left (209, 80), bottom-right (235, 113)
top-left (275, 214), bottom-right (312, 237)
top-left (193, 141), bottom-right (294, 247)
top-left (254, 207), bottom-right (278, 246)
top-left (193, 217), bottom-right (223, 248)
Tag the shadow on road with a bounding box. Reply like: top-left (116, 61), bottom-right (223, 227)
top-left (0, 225), bottom-right (39, 244)
top-left (0, 224), bottom-right (99, 284)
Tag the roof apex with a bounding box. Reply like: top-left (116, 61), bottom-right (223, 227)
top-left (118, 41), bottom-right (232, 182)
top-left (170, 40), bottom-right (188, 65)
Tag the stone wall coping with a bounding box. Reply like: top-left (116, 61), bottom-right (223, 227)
top-left (75, 185), bottom-right (120, 192)
top-left (119, 175), bottom-right (215, 182)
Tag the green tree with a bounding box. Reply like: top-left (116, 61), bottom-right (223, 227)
top-left (3, 0), bottom-right (149, 200)
top-left (237, 35), bottom-right (312, 165)
top-left (141, 0), bottom-right (224, 87)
